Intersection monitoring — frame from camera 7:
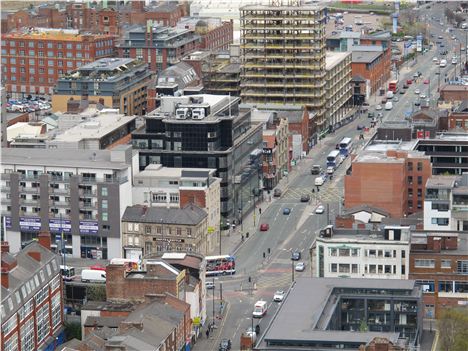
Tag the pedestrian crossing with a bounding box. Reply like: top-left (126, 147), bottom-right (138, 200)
top-left (282, 183), bottom-right (344, 203)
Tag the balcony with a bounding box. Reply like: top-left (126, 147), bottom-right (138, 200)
top-left (19, 174), bottom-right (42, 181)
top-left (20, 186), bottom-right (40, 194)
top-left (79, 201), bottom-right (97, 209)
top-left (20, 198), bottom-right (39, 205)
top-left (1, 198), bottom-right (11, 205)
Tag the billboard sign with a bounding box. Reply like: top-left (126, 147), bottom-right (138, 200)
top-left (416, 35), bottom-right (423, 52)
top-left (79, 221), bottom-right (99, 235)
top-left (19, 217), bottom-right (41, 231)
top-left (49, 219), bottom-right (72, 233)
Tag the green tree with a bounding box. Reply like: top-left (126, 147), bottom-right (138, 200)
top-left (438, 308), bottom-right (468, 351)
top-left (86, 284), bottom-right (106, 301)
top-left (359, 320), bottom-right (369, 332)
top-left (64, 321), bottom-right (82, 341)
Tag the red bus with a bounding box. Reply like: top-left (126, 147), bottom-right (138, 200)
top-left (388, 80), bottom-right (398, 93)
top-left (205, 255), bottom-right (236, 276)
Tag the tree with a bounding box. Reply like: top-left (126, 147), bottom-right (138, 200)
top-left (64, 321), bottom-right (82, 341)
top-left (359, 320), bottom-right (369, 332)
top-left (438, 308), bottom-right (468, 351)
top-left (86, 284), bottom-right (106, 301)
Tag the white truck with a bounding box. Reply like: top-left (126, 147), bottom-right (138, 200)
top-left (81, 269), bottom-right (106, 283)
top-left (253, 300), bottom-right (267, 318)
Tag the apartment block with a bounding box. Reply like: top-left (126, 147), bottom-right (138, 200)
top-left (325, 51), bottom-right (352, 130)
top-left (311, 225), bottom-right (410, 280)
top-left (117, 25), bottom-right (201, 73)
top-left (240, 4), bottom-right (327, 134)
top-left (2, 6), bottom-right (66, 33)
top-left (1, 234), bottom-right (65, 351)
top-left (0, 146), bottom-right (134, 259)
top-left (262, 118), bottom-right (290, 190)
top-left (132, 95), bottom-right (263, 218)
top-left (176, 17), bottom-right (233, 51)
top-left (345, 149), bottom-right (432, 218)
top-left (424, 174), bottom-right (468, 231)
top-left (52, 58), bottom-right (151, 116)
top-left (409, 231), bottom-right (468, 318)
top-left (1, 28), bottom-right (115, 98)
top-left (132, 165), bottom-right (220, 255)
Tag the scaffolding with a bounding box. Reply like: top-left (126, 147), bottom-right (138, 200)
top-left (240, 3), bottom-right (327, 126)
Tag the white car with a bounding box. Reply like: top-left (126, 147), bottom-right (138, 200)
top-left (415, 89), bottom-right (420, 94)
top-left (419, 93), bottom-right (426, 99)
top-left (295, 262), bottom-right (305, 272)
top-left (315, 205), bottom-right (325, 214)
top-left (273, 290), bottom-right (285, 302)
top-left (432, 57), bottom-right (438, 62)
top-left (246, 328), bottom-right (257, 343)
top-left (326, 166), bottom-right (334, 174)
top-left (375, 104), bottom-right (383, 110)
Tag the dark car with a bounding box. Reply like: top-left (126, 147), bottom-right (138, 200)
top-left (357, 124), bottom-right (365, 130)
top-left (300, 194), bottom-right (310, 202)
top-left (273, 188), bottom-right (282, 197)
top-left (368, 112), bottom-right (375, 119)
top-left (219, 339), bottom-right (232, 351)
top-left (310, 165), bottom-right (322, 175)
top-left (291, 251), bottom-right (301, 261)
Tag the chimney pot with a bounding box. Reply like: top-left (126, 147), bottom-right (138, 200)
top-left (1, 241), bottom-right (9, 253)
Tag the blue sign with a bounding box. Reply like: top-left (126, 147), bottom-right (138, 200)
top-left (4, 216), bottom-right (12, 229)
top-left (19, 217), bottom-right (41, 231)
top-left (49, 219), bottom-right (71, 233)
top-left (55, 235), bottom-right (62, 243)
top-left (79, 221), bottom-right (99, 235)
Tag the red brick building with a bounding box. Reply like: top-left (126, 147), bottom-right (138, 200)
top-left (277, 108), bottom-right (311, 153)
top-left (409, 231), bottom-right (468, 318)
top-left (440, 84), bottom-right (468, 102)
top-left (1, 28), bottom-right (115, 97)
top-left (351, 50), bottom-right (391, 96)
top-left (1, 233), bottom-right (65, 351)
top-left (345, 149), bottom-right (432, 217)
top-left (176, 18), bottom-right (233, 51)
top-left (1, 6), bottom-right (66, 33)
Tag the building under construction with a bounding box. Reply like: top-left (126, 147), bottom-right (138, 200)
top-left (240, 1), bottom-right (327, 131)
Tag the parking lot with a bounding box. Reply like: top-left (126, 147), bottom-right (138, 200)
top-left (326, 12), bottom-right (386, 35)
top-left (6, 97), bottom-right (51, 113)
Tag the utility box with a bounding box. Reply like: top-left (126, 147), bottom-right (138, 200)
top-left (240, 333), bottom-right (253, 350)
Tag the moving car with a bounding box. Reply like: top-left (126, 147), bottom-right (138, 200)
top-left (206, 281), bottom-right (215, 289)
top-left (393, 96), bottom-right (399, 102)
top-left (283, 208), bottom-right (291, 215)
top-left (310, 165), bottom-right (322, 175)
top-left (291, 251), bottom-right (301, 261)
top-left (384, 102), bottom-right (393, 110)
top-left (414, 100), bottom-right (421, 106)
top-left (260, 223), bottom-right (269, 231)
top-left (424, 79), bottom-right (430, 84)
top-left (419, 93), bottom-right (426, 99)
top-left (273, 290), bottom-right (285, 302)
top-left (415, 89), bottom-right (420, 94)
top-left (219, 339), bottom-right (232, 351)
top-left (253, 301), bottom-right (267, 318)
top-left (406, 79), bottom-right (412, 85)
top-left (245, 328), bottom-right (257, 343)
top-left (356, 124), bottom-right (365, 131)
top-left (375, 104), bottom-right (382, 110)
top-left (326, 166), bottom-right (334, 175)
top-left (315, 205), bottom-right (325, 214)
top-left (273, 188), bottom-right (282, 197)
top-left (367, 112), bottom-right (375, 119)
top-left (399, 89), bottom-right (405, 95)
top-left (300, 194), bottom-right (311, 202)
top-left (314, 177), bottom-right (325, 186)
top-left (295, 262), bottom-right (306, 272)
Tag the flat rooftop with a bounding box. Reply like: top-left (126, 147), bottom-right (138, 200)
top-left (326, 51), bottom-right (350, 70)
top-left (426, 175), bottom-right (460, 189)
top-left (135, 164), bottom-right (216, 179)
top-left (352, 51), bottom-right (382, 63)
top-left (1, 147), bottom-right (130, 170)
top-left (240, 4), bottom-right (323, 11)
top-left (3, 27), bottom-right (110, 41)
top-left (411, 231), bottom-right (467, 255)
top-left (79, 58), bottom-right (136, 71)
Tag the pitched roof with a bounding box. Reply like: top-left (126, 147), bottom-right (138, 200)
top-left (122, 204), bottom-right (207, 225)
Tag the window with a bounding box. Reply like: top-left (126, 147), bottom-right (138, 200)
top-left (432, 203), bottom-right (449, 211)
top-left (441, 260), bottom-right (452, 268)
top-left (352, 264), bottom-right (358, 273)
top-left (457, 260), bottom-right (468, 274)
top-left (102, 200), bottom-right (108, 209)
top-left (37, 303), bottom-right (50, 343)
top-left (2, 315), bottom-right (17, 336)
top-left (48, 60), bottom-right (54, 66)
top-left (28, 50), bottom-right (34, 56)
top-left (20, 317), bottom-right (34, 351)
top-left (101, 187), bottom-right (108, 196)
top-left (417, 176), bottom-right (423, 185)
top-left (47, 43), bottom-right (53, 48)
top-left (331, 263), bottom-right (337, 272)
top-left (176, 227), bottom-right (182, 236)
top-left (330, 248), bottom-right (337, 256)
top-left (417, 162), bottom-right (423, 171)
top-left (338, 264), bottom-right (350, 273)
top-left (101, 212), bottom-right (108, 221)
top-left (339, 248), bottom-right (350, 256)
top-left (351, 248), bottom-right (358, 257)
top-left (439, 281), bottom-right (453, 293)
top-left (170, 194), bottom-right (179, 203)
top-left (407, 176), bottom-right (413, 185)
top-left (4, 333), bottom-right (18, 351)
top-left (145, 226), bottom-right (151, 234)
top-left (187, 228), bottom-right (192, 237)
top-left (51, 293), bottom-right (61, 328)
top-left (385, 265), bottom-right (392, 274)
top-left (18, 298), bottom-right (34, 321)
top-left (431, 218), bottom-right (449, 226)
top-left (415, 259), bottom-right (435, 268)
top-left (407, 162), bottom-right (413, 171)
top-left (416, 280), bottom-right (435, 292)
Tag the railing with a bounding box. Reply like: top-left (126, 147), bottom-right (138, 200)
top-left (79, 176), bottom-right (128, 184)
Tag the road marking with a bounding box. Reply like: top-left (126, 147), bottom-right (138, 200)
top-left (210, 301), bottom-right (231, 351)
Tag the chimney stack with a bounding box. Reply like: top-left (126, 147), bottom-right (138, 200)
top-left (1, 271), bottom-right (9, 289)
top-left (38, 231), bottom-right (51, 250)
top-left (1, 241), bottom-right (9, 253)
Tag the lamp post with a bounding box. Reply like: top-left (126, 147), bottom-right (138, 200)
top-left (291, 260), bottom-right (295, 283)
top-left (212, 276), bottom-right (216, 329)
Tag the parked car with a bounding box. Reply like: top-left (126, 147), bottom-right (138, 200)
top-left (300, 194), bottom-right (311, 202)
top-left (357, 124), bottom-right (365, 130)
top-left (219, 339), bottom-right (232, 351)
top-left (245, 328), bottom-right (257, 343)
top-left (273, 290), bottom-right (285, 302)
top-left (367, 112), bottom-right (375, 119)
top-left (399, 89), bottom-right (405, 95)
top-left (406, 79), bottom-right (413, 85)
top-left (291, 251), bottom-right (301, 261)
top-left (295, 262), bottom-right (306, 272)
top-left (283, 208), bottom-right (291, 215)
top-left (415, 89), bottom-right (420, 94)
top-left (424, 79), bottom-right (430, 84)
top-left (260, 223), bottom-right (269, 231)
top-left (420, 93), bottom-right (426, 99)
top-left (393, 96), bottom-right (399, 102)
top-left (273, 188), bottom-right (282, 197)
top-left (206, 281), bottom-right (215, 289)
top-left (315, 205), bottom-right (325, 214)
top-left (310, 165), bottom-right (322, 175)
top-left (326, 166), bottom-right (334, 175)
top-left (375, 104), bottom-right (382, 110)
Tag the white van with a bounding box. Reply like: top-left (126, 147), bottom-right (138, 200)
top-left (385, 101), bottom-right (393, 110)
top-left (439, 59), bottom-right (447, 68)
top-left (81, 269), bottom-right (106, 283)
top-left (386, 91), bottom-right (394, 99)
top-left (253, 301), bottom-right (267, 318)
top-left (314, 176), bottom-right (325, 186)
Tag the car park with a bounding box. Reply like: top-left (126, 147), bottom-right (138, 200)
top-left (273, 188), bottom-right (282, 197)
top-left (283, 208), bottom-right (291, 215)
top-left (300, 194), bottom-right (311, 202)
top-left (295, 262), bottom-right (305, 272)
top-left (273, 290), bottom-right (285, 302)
top-left (315, 205), bottom-right (325, 214)
top-left (291, 251), bottom-right (301, 260)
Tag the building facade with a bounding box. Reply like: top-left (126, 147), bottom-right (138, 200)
top-left (176, 17), bottom-right (233, 51)
top-left (240, 4), bottom-right (327, 134)
top-left (132, 95), bottom-right (263, 218)
top-left (52, 58), bottom-right (152, 116)
top-left (1, 28), bottom-right (114, 98)
top-left (121, 204), bottom-right (208, 256)
top-left (132, 165), bottom-right (221, 255)
top-left (0, 146), bottom-right (134, 259)
top-left (312, 225), bottom-right (410, 280)
top-left (1, 234), bottom-right (65, 351)
top-left (345, 149), bottom-right (432, 218)
top-left (424, 174), bottom-right (468, 231)
top-left (262, 118), bottom-right (289, 190)
top-left (409, 231), bottom-right (468, 318)
top-left (117, 25), bottom-right (201, 73)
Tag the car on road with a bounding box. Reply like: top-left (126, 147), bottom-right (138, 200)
top-left (295, 262), bottom-right (306, 272)
top-left (283, 208), bottom-right (291, 215)
top-left (424, 79), bottom-right (430, 84)
top-left (356, 124), bottom-right (365, 131)
top-left (375, 104), bottom-right (382, 110)
top-left (384, 102), bottom-right (393, 110)
top-left (462, 47), bottom-right (466, 52)
top-left (273, 188), bottom-right (282, 197)
top-left (413, 72), bottom-right (419, 79)
top-left (206, 281), bottom-right (215, 289)
top-left (414, 100), bottom-right (421, 106)
top-left (415, 89), bottom-right (420, 94)
top-left (438, 35), bottom-right (443, 39)
top-left (419, 93), bottom-right (426, 99)
top-left (300, 194), bottom-right (311, 202)
top-left (260, 223), bottom-right (269, 231)
top-left (314, 177), bottom-right (325, 186)
top-left (315, 205), bottom-right (325, 214)
top-left (433, 57), bottom-right (439, 63)
top-left (273, 290), bottom-right (285, 302)
top-left (403, 84), bottom-right (409, 89)
top-left (219, 339), bottom-right (232, 351)
top-left (245, 328), bottom-right (257, 343)
top-left (326, 166), bottom-right (334, 175)
top-left (310, 165), bottom-right (322, 175)
top-left (393, 96), bottom-right (399, 102)
top-left (367, 112), bottom-right (375, 119)
top-left (399, 89), bottom-right (405, 95)
top-left (377, 112), bottom-right (383, 119)
top-left (406, 79), bottom-right (412, 85)
top-left (291, 251), bottom-right (301, 261)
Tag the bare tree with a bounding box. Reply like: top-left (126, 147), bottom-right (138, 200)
top-left (438, 308), bottom-right (468, 351)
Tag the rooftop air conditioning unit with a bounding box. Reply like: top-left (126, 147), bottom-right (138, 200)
top-left (175, 107), bottom-right (189, 119)
top-left (191, 108), bottom-right (205, 120)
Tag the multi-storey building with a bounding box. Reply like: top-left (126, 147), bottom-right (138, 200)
top-left (311, 225), bottom-right (410, 280)
top-left (52, 58), bottom-right (152, 116)
top-left (132, 95), bottom-right (263, 218)
top-left (1, 233), bottom-right (65, 351)
top-left (1, 28), bottom-right (114, 98)
top-left (409, 230), bottom-right (468, 318)
top-left (345, 149), bottom-right (432, 218)
top-left (0, 146), bottom-right (134, 259)
top-left (176, 17), bottom-right (233, 51)
top-left (117, 25), bottom-right (201, 73)
top-left (424, 174), bottom-right (468, 231)
top-left (240, 4), bottom-right (327, 134)
top-left (325, 51), bottom-right (352, 131)
top-left (132, 165), bottom-right (220, 254)
top-left (262, 118), bottom-right (289, 190)
top-left (122, 204), bottom-right (208, 256)
top-left (2, 6), bottom-right (66, 33)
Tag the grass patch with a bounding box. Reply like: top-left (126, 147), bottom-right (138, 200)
top-left (327, 2), bottom-right (394, 13)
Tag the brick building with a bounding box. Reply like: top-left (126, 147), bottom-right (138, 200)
top-left (2, 6), bottom-right (66, 33)
top-left (1, 28), bottom-right (114, 98)
top-left (439, 84), bottom-right (468, 102)
top-left (409, 230), bottom-right (468, 318)
top-left (1, 232), bottom-right (65, 351)
top-left (345, 149), bottom-right (432, 218)
top-left (448, 100), bottom-right (468, 131)
top-left (262, 118), bottom-right (290, 190)
top-left (277, 108), bottom-right (312, 153)
top-left (352, 50), bottom-right (391, 96)
top-left (176, 17), bottom-right (233, 51)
